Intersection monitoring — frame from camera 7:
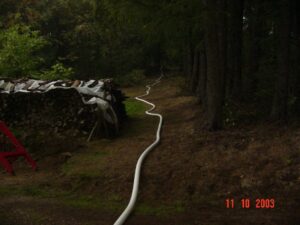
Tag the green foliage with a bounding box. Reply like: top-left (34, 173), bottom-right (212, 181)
top-left (0, 0), bottom-right (201, 78)
top-left (0, 0), bottom-right (298, 125)
top-left (37, 62), bottom-right (74, 80)
top-left (0, 25), bottom-right (48, 77)
top-left (116, 69), bottom-right (146, 86)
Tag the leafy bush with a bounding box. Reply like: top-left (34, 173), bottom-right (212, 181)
top-left (116, 69), bottom-right (146, 86)
top-left (37, 63), bottom-right (74, 80)
top-left (0, 25), bottom-right (48, 77)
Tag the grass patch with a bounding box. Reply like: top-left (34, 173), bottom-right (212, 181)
top-left (121, 98), bottom-right (157, 138)
top-left (0, 183), bottom-right (185, 218)
top-left (0, 185), bottom-right (68, 198)
top-left (62, 194), bottom-right (124, 212)
top-left (62, 148), bottom-right (109, 177)
top-left (135, 201), bottom-right (185, 217)
top-left (62, 194), bottom-right (185, 217)
top-left (125, 98), bottom-right (147, 118)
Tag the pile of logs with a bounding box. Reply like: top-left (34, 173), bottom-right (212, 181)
top-left (0, 79), bottom-right (127, 141)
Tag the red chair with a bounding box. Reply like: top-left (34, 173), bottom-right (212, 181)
top-left (0, 121), bottom-right (37, 175)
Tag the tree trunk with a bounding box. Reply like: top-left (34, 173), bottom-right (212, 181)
top-left (291, 0), bottom-right (300, 111)
top-left (226, 0), bottom-right (244, 98)
top-left (203, 0), bottom-right (227, 130)
top-left (197, 43), bottom-right (207, 106)
top-left (271, 0), bottom-right (291, 121)
top-left (185, 42), bottom-right (194, 87)
top-left (190, 49), bottom-right (200, 93)
top-left (243, 0), bottom-right (264, 96)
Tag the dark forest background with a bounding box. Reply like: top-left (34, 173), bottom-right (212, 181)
top-left (0, 0), bottom-right (299, 130)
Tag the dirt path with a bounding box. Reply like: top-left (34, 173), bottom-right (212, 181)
top-left (0, 76), bottom-right (299, 225)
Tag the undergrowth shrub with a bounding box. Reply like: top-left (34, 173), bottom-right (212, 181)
top-left (116, 69), bottom-right (145, 86)
top-left (35, 62), bottom-right (74, 80)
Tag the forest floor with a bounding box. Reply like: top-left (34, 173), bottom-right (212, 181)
top-left (0, 76), bottom-right (299, 225)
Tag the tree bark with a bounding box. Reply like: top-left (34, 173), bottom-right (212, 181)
top-left (291, 0), bottom-right (300, 111)
top-left (190, 49), bottom-right (200, 93)
top-left (196, 43), bottom-right (207, 106)
top-left (184, 41), bottom-right (194, 88)
top-left (243, 0), bottom-right (264, 96)
top-left (271, 0), bottom-right (291, 121)
top-left (226, 0), bottom-right (244, 98)
top-left (203, 0), bottom-right (227, 130)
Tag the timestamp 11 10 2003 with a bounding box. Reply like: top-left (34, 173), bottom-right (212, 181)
top-left (225, 198), bottom-right (275, 209)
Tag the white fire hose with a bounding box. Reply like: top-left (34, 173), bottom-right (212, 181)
top-left (113, 74), bottom-right (164, 225)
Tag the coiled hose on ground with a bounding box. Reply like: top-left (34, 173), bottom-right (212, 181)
top-left (113, 74), bottom-right (164, 225)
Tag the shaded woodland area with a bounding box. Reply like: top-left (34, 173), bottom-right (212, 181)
top-left (0, 0), bottom-right (300, 130)
top-left (1, 2), bottom-right (300, 224)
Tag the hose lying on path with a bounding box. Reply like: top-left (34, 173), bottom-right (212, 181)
top-left (113, 74), bottom-right (164, 225)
